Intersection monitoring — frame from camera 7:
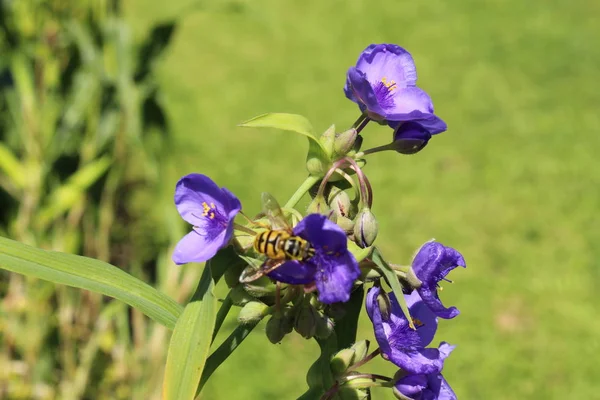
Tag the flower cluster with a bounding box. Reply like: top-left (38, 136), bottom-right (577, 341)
top-left (171, 44), bottom-right (467, 399)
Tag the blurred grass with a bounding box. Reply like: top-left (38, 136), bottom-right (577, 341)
top-left (124, 0), bottom-right (600, 398)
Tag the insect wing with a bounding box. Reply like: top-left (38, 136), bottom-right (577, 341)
top-left (261, 192), bottom-right (291, 232)
top-left (239, 259), bottom-right (285, 283)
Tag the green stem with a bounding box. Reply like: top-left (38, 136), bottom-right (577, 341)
top-left (284, 175), bottom-right (321, 209)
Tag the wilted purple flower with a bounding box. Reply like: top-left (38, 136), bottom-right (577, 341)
top-left (392, 122), bottom-right (435, 155)
top-left (267, 214), bottom-right (360, 304)
top-left (344, 44), bottom-right (446, 133)
top-left (394, 344), bottom-right (457, 400)
top-left (411, 242), bottom-right (466, 319)
top-left (172, 173), bottom-right (241, 264)
top-left (366, 287), bottom-right (449, 375)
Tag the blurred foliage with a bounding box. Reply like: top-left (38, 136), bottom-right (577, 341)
top-left (0, 1), bottom-right (199, 399)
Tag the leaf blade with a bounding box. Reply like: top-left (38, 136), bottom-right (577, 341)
top-left (371, 248), bottom-right (414, 329)
top-left (0, 236), bottom-right (182, 329)
top-left (163, 266), bottom-right (216, 400)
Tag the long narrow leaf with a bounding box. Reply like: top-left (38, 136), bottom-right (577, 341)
top-left (0, 237), bottom-right (182, 329)
top-left (0, 143), bottom-right (26, 189)
top-left (371, 248), bottom-right (414, 329)
top-left (163, 266), bottom-right (216, 400)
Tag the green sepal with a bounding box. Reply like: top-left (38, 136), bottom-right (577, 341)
top-left (230, 284), bottom-right (254, 306)
top-left (371, 248), bottom-right (414, 329)
top-left (237, 301), bottom-right (270, 324)
top-left (238, 113), bottom-right (331, 177)
top-left (319, 124), bottom-right (336, 157)
top-left (347, 240), bottom-right (373, 263)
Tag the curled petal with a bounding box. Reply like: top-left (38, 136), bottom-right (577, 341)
top-left (417, 285), bottom-right (460, 319)
top-left (405, 291), bottom-right (438, 347)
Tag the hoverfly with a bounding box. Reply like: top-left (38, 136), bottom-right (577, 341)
top-left (239, 193), bottom-right (315, 283)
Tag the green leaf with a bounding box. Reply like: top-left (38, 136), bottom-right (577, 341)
top-left (197, 320), bottom-right (260, 395)
top-left (0, 143), bottom-right (26, 189)
top-left (347, 241), bottom-right (372, 263)
top-left (163, 266), bottom-right (216, 400)
top-left (0, 236), bottom-right (182, 329)
top-left (239, 112), bottom-right (317, 139)
top-left (371, 248), bottom-right (414, 329)
top-left (37, 156), bottom-right (112, 229)
top-left (239, 113), bottom-right (331, 176)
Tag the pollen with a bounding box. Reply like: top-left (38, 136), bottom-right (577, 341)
top-left (201, 201), bottom-right (216, 219)
top-left (381, 77), bottom-right (397, 91)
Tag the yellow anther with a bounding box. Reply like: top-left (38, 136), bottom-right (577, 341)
top-left (412, 317), bottom-right (424, 328)
top-left (381, 77), bottom-right (397, 91)
top-left (201, 201), bottom-right (216, 218)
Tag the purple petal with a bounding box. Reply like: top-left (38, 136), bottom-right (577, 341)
top-left (366, 286), bottom-right (395, 357)
top-left (387, 87), bottom-right (433, 115)
top-left (345, 67), bottom-right (386, 119)
top-left (172, 229), bottom-right (226, 264)
top-left (314, 251), bottom-right (360, 304)
top-left (175, 174), bottom-right (233, 226)
top-left (356, 44), bottom-right (417, 88)
top-left (425, 373), bottom-right (457, 400)
top-left (388, 346), bottom-right (445, 375)
top-left (294, 214), bottom-right (348, 252)
top-left (267, 260), bottom-right (315, 284)
top-left (395, 374), bottom-right (428, 398)
top-left (405, 291), bottom-right (438, 347)
top-left (417, 285), bottom-right (460, 319)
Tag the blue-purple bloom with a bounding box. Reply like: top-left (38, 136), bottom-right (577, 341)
top-left (411, 242), bottom-right (466, 319)
top-left (394, 344), bottom-right (457, 400)
top-left (267, 214), bottom-right (360, 304)
top-left (366, 287), bottom-right (450, 375)
top-left (344, 44), bottom-right (447, 134)
top-left (172, 173), bottom-right (241, 264)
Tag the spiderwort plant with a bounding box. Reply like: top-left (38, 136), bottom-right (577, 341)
top-left (164, 43), bottom-right (467, 399)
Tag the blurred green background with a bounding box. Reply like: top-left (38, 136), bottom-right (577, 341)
top-left (2, 0), bottom-right (599, 398)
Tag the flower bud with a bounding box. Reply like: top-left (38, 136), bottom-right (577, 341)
top-left (265, 309), bottom-right (294, 344)
top-left (223, 261), bottom-right (246, 288)
top-left (336, 215), bottom-right (355, 234)
top-left (328, 188), bottom-right (353, 219)
top-left (392, 122), bottom-right (431, 155)
top-left (353, 208), bottom-right (379, 247)
top-left (319, 124), bottom-right (336, 156)
top-left (330, 348), bottom-right (355, 375)
top-left (376, 290), bottom-right (391, 321)
top-left (237, 301), bottom-right (270, 324)
top-left (333, 128), bottom-right (358, 157)
top-left (315, 314), bottom-right (335, 339)
top-left (294, 304), bottom-right (319, 339)
top-left (242, 276), bottom-right (279, 298)
top-left (350, 340), bottom-right (370, 363)
top-left (230, 284), bottom-right (254, 306)
top-left (306, 193), bottom-right (330, 215)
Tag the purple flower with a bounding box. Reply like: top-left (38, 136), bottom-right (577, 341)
top-left (344, 44), bottom-right (446, 133)
top-left (411, 242), bottom-right (466, 319)
top-left (394, 344), bottom-right (457, 400)
top-left (172, 173), bottom-right (241, 264)
top-left (366, 287), bottom-right (449, 375)
top-left (267, 214), bottom-right (360, 304)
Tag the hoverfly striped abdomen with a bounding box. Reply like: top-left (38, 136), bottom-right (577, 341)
top-left (253, 230), bottom-right (315, 262)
